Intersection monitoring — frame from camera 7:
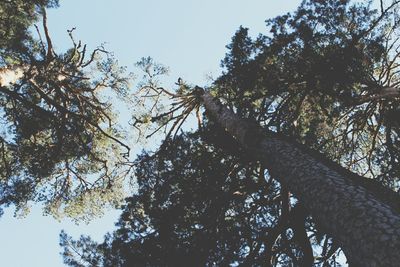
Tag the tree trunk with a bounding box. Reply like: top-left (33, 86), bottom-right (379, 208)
top-left (199, 89), bottom-right (400, 266)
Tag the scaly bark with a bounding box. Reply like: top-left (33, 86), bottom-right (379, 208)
top-left (199, 89), bottom-right (400, 266)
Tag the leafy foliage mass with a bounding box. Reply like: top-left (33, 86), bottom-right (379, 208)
top-left (0, 0), bottom-right (131, 219)
top-left (62, 129), bottom-right (329, 266)
top-left (1, 0), bottom-right (400, 266)
top-left (60, 0), bottom-right (400, 266)
top-left (215, 0), bottom-right (400, 186)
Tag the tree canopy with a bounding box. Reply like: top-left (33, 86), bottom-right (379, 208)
top-left (59, 0), bottom-right (400, 266)
top-left (61, 126), bottom-right (345, 266)
top-left (214, 0), bottom-right (400, 186)
top-left (1, 0), bottom-right (400, 266)
top-left (0, 0), bottom-right (131, 219)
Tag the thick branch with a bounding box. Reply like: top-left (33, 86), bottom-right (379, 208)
top-left (354, 86), bottom-right (400, 104)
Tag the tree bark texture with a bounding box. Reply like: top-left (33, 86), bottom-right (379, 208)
top-left (199, 89), bottom-right (400, 266)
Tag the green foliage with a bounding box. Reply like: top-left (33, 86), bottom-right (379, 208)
top-left (0, 1), bottom-right (56, 63)
top-left (215, 0), bottom-right (400, 187)
top-left (61, 0), bottom-right (400, 265)
top-left (0, 1), bottom-right (132, 219)
top-left (62, 130), bottom-right (317, 266)
top-left (55, 1), bottom-right (400, 266)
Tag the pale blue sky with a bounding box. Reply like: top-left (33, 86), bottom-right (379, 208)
top-left (0, 1), bottom-right (302, 266)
